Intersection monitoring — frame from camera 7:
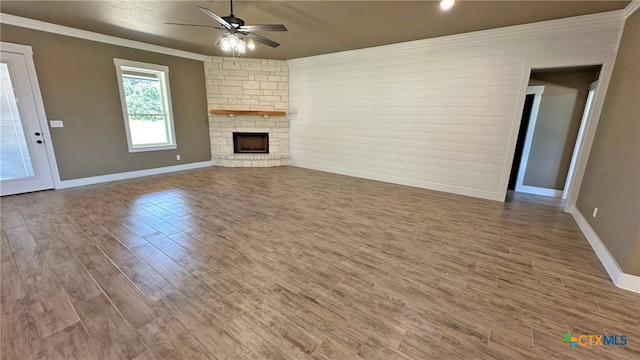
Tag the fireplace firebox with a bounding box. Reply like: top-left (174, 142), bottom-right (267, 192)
top-left (233, 132), bottom-right (269, 154)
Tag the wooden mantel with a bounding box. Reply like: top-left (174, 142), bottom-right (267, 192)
top-left (210, 110), bottom-right (287, 116)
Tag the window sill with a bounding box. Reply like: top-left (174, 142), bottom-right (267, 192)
top-left (128, 144), bottom-right (177, 153)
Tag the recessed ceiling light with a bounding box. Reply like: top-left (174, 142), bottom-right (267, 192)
top-left (440, 0), bottom-right (455, 11)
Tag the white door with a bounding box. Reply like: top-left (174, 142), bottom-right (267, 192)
top-left (0, 51), bottom-right (54, 196)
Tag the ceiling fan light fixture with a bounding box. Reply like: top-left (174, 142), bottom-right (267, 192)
top-left (219, 33), bottom-right (249, 53)
top-left (220, 36), bottom-right (232, 51)
top-left (229, 34), bottom-right (239, 48)
top-left (176, 2), bottom-right (286, 51)
top-left (237, 39), bottom-right (247, 53)
top-left (440, 0), bottom-right (455, 11)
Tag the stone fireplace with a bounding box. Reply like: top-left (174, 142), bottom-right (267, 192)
top-left (205, 57), bottom-right (290, 167)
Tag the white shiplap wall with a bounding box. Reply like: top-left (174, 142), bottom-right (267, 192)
top-left (288, 11), bottom-right (624, 201)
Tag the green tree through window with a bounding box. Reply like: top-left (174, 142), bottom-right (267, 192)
top-left (122, 76), bottom-right (164, 121)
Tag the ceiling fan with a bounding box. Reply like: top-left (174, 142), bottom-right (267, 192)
top-left (166, 0), bottom-right (287, 52)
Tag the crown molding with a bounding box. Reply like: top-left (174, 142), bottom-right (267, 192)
top-left (0, 13), bottom-right (207, 61)
top-left (624, 0), bottom-right (640, 18)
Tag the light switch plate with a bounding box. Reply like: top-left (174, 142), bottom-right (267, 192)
top-left (50, 120), bottom-right (64, 128)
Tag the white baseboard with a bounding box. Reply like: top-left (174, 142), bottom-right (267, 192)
top-left (56, 161), bottom-right (212, 189)
top-left (571, 209), bottom-right (640, 293)
top-left (515, 184), bottom-right (563, 197)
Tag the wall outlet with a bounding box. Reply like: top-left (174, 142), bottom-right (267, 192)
top-left (176, 154), bottom-right (181, 161)
top-left (592, 207), bottom-right (598, 218)
top-left (49, 120), bottom-right (64, 128)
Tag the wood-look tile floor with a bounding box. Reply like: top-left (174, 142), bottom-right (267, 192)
top-left (1, 166), bottom-right (638, 360)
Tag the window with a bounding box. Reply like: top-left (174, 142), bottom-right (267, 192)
top-left (114, 59), bottom-right (176, 152)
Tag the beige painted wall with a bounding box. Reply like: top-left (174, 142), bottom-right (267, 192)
top-left (577, 10), bottom-right (640, 276)
top-left (524, 81), bottom-right (578, 189)
top-left (525, 68), bottom-right (599, 190)
top-left (0, 25), bottom-right (211, 181)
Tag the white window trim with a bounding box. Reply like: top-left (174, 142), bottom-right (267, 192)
top-left (114, 58), bottom-right (177, 153)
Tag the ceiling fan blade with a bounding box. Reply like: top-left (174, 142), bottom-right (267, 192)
top-left (242, 32), bottom-right (280, 48)
top-left (196, 6), bottom-right (232, 30)
top-left (165, 22), bottom-right (219, 29)
top-left (238, 24), bottom-right (287, 32)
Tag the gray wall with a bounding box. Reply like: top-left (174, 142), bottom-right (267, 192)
top-left (525, 68), bottom-right (599, 190)
top-left (0, 24), bottom-right (211, 181)
top-left (577, 10), bottom-right (640, 276)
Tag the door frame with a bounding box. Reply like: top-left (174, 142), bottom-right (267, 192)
top-left (1, 42), bottom-right (60, 189)
top-left (501, 55), bottom-right (616, 214)
top-left (513, 85), bottom-right (563, 197)
top-left (562, 80), bottom-right (598, 200)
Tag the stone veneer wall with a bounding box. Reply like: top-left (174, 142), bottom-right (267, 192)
top-left (204, 56), bottom-right (289, 167)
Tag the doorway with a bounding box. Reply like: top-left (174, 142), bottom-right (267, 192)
top-left (507, 66), bottom-right (601, 199)
top-left (508, 86), bottom-right (544, 192)
top-left (508, 93), bottom-right (534, 191)
top-left (0, 44), bottom-right (56, 196)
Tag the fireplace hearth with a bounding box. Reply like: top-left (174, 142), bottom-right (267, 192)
top-left (233, 132), bottom-right (269, 154)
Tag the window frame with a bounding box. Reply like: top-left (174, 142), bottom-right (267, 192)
top-left (114, 58), bottom-right (177, 153)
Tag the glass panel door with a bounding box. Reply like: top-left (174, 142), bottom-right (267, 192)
top-left (0, 50), bottom-right (54, 196)
top-left (0, 62), bottom-right (35, 180)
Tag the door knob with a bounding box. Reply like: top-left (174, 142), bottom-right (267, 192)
top-left (36, 140), bottom-right (43, 144)
top-left (34, 132), bottom-right (41, 136)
